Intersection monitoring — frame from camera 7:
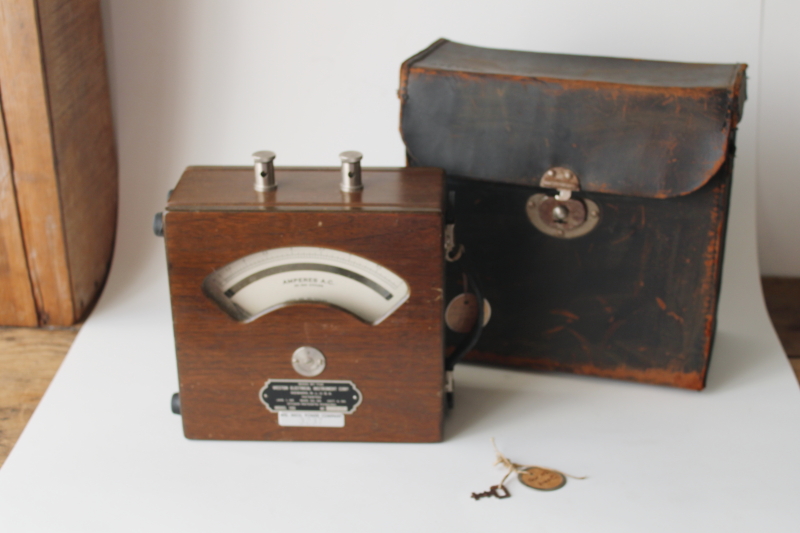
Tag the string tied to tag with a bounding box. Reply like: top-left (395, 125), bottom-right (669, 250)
top-left (471, 438), bottom-right (586, 500)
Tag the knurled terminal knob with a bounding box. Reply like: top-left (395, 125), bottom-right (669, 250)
top-left (252, 150), bottom-right (277, 192)
top-left (153, 212), bottom-right (164, 237)
top-left (171, 393), bottom-right (181, 415)
top-left (339, 151), bottom-right (363, 192)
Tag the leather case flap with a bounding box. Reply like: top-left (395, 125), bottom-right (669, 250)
top-left (400, 39), bottom-right (746, 198)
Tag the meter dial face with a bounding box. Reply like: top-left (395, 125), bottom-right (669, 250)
top-left (202, 247), bottom-right (410, 325)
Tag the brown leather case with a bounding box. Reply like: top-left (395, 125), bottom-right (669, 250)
top-left (399, 39), bottom-right (747, 389)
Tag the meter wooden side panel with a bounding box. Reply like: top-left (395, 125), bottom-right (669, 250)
top-left (165, 210), bottom-right (445, 443)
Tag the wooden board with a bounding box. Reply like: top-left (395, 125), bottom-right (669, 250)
top-left (0, 0), bottom-right (72, 325)
top-left (36, 0), bottom-right (118, 319)
top-left (761, 277), bottom-right (800, 357)
top-left (0, 0), bottom-right (117, 326)
top-left (0, 326), bottom-right (77, 468)
top-left (0, 102), bottom-right (37, 326)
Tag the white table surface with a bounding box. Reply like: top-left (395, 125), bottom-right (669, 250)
top-left (1, 216), bottom-right (799, 532)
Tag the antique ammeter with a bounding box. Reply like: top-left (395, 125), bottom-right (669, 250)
top-left (158, 152), bottom-right (446, 442)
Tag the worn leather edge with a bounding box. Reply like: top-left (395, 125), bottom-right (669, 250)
top-left (398, 39), bottom-right (450, 167)
top-left (729, 65), bottom-right (748, 128)
top-left (414, 39), bottom-right (745, 87)
top-left (407, 65), bottom-right (740, 97)
top-left (399, 44), bottom-right (748, 200)
top-left (697, 148), bottom-right (735, 389)
top-left (463, 354), bottom-right (705, 390)
top-left (398, 38), bottom-right (449, 102)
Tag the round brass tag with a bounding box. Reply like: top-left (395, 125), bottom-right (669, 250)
top-left (518, 467), bottom-right (567, 491)
top-left (445, 293), bottom-right (492, 333)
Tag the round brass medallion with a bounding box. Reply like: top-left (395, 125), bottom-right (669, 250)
top-left (445, 293), bottom-right (492, 333)
top-left (518, 467), bottom-right (567, 491)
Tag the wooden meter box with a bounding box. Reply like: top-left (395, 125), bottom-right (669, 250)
top-left (161, 153), bottom-right (446, 442)
top-left (400, 40), bottom-right (747, 390)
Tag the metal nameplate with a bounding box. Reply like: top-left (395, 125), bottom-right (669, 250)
top-left (259, 379), bottom-right (363, 415)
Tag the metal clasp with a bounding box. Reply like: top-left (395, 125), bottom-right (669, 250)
top-left (444, 223), bottom-right (464, 262)
top-left (526, 167), bottom-right (600, 239)
top-left (445, 370), bottom-right (454, 393)
top-left (540, 167), bottom-right (579, 201)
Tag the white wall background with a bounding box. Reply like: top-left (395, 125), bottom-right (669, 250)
top-left (99, 0), bottom-right (771, 305)
top-left (757, 0), bottom-right (800, 276)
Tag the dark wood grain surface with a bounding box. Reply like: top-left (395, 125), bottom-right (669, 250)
top-left (762, 278), bottom-right (800, 363)
top-left (165, 166), bottom-right (446, 442)
top-left (166, 211), bottom-right (445, 442)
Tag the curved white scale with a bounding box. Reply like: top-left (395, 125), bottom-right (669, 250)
top-left (202, 247), bottom-right (410, 325)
